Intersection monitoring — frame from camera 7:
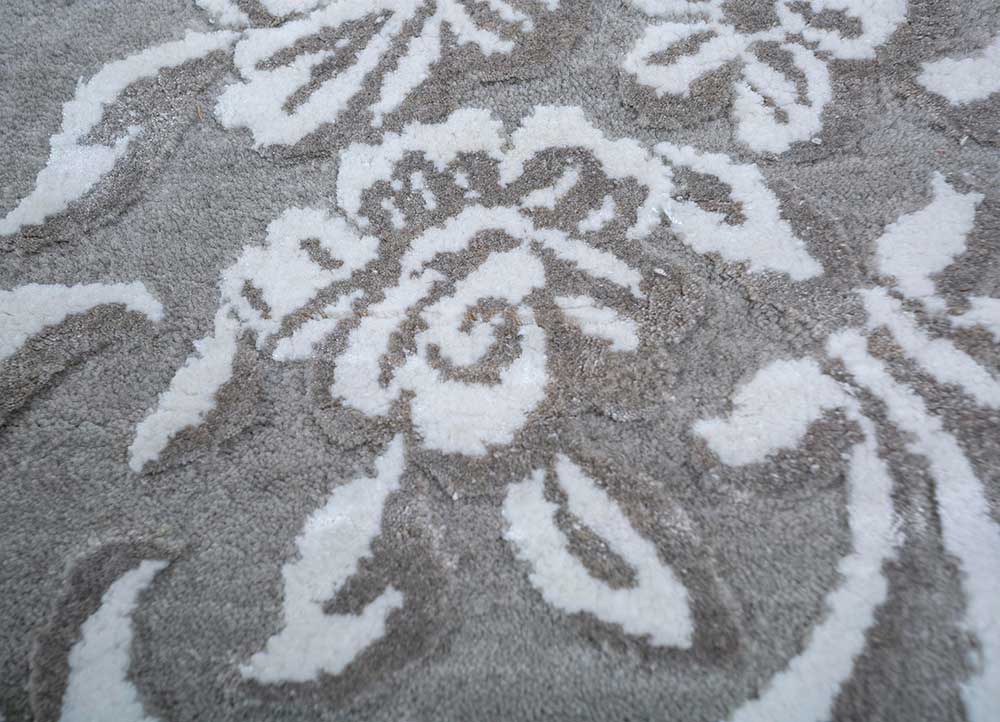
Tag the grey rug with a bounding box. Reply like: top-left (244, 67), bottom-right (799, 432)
top-left (2, 1), bottom-right (999, 720)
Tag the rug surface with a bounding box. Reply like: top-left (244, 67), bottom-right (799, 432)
top-left (2, 1), bottom-right (1000, 720)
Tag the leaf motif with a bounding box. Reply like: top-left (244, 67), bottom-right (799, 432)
top-left (0, 283), bottom-right (164, 429)
top-left (129, 208), bottom-right (376, 472)
top-left (952, 297), bottom-right (1000, 343)
top-left (503, 456), bottom-right (694, 647)
top-left (918, 33), bottom-right (1000, 105)
top-left (873, 172), bottom-right (983, 310)
top-left (860, 288), bottom-right (1000, 409)
top-left (128, 307), bottom-right (242, 473)
top-left (221, 208), bottom-right (378, 346)
top-left (622, 21), bottom-right (745, 97)
top-left (60, 561), bottom-right (168, 722)
top-left (370, 14), bottom-right (444, 128)
top-left (0, 31), bottom-right (237, 240)
top-left (241, 436), bottom-right (406, 682)
top-left (216, 0), bottom-right (418, 147)
top-left (693, 358), bottom-right (845, 464)
top-left (0, 283), bottom-right (163, 362)
top-left (733, 42), bottom-right (831, 153)
top-left (695, 358), bottom-right (900, 722)
top-left (827, 330), bottom-right (1000, 722)
top-left (656, 143), bottom-right (823, 279)
top-left (372, 0), bottom-right (522, 127)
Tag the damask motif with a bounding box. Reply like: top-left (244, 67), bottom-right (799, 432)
top-left (5, 1), bottom-right (1000, 718)
top-left (695, 173), bottom-right (1000, 722)
top-left (112, 103), bottom-right (828, 681)
top-left (0, 0), bottom-right (566, 242)
top-left (623, 0), bottom-right (906, 153)
top-left (128, 104), bottom-right (820, 469)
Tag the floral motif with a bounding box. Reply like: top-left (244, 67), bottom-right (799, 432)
top-left (10, 3), bottom-right (1000, 718)
top-left (0, 0), bottom-right (565, 241)
top-left (115, 104), bottom-right (827, 681)
top-left (623, 0), bottom-right (906, 153)
top-left (695, 172), bottom-right (1000, 722)
top-left (129, 105), bottom-right (822, 469)
top-left (327, 108), bottom-right (653, 456)
top-left (216, 0), bottom-right (560, 146)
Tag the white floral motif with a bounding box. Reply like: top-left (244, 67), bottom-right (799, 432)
top-left (120, 105), bottom-right (828, 670)
top-left (623, 0), bottom-right (906, 153)
top-left (216, 0), bottom-right (557, 146)
top-left (329, 105), bottom-right (825, 453)
top-left (696, 173), bottom-right (1000, 722)
top-left (129, 105), bottom-right (823, 469)
top-left (329, 107), bottom-right (653, 455)
top-left (0, 1), bottom-right (560, 238)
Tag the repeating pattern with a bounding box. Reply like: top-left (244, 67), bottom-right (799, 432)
top-left (214, 0), bottom-right (559, 145)
top-left (623, 0), bottom-right (906, 152)
top-left (0, 0), bottom-right (566, 241)
top-left (696, 175), bottom-right (1000, 722)
top-left (2, 1), bottom-right (999, 721)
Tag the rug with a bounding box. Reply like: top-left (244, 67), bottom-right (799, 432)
top-left (1, 1), bottom-right (999, 720)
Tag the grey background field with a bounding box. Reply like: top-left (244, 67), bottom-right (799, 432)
top-left (1, 1), bottom-right (999, 720)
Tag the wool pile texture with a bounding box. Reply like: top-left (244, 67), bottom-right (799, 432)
top-left (2, 1), bottom-right (1000, 720)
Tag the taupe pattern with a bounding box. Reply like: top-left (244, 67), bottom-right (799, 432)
top-left (1, 1), bottom-right (999, 721)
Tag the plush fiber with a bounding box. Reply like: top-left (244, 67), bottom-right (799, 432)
top-left (1, 1), bottom-right (999, 721)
